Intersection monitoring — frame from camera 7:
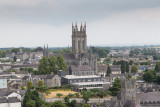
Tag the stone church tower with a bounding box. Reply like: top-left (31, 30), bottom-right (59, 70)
top-left (72, 23), bottom-right (87, 54)
top-left (121, 78), bottom-right (136, 101)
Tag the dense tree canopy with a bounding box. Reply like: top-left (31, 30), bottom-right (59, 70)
top-left (57, 55), bottom-right (67, 70)
top-left (131, 65), bottom-right (138, 73)
top-left (38, 55), bottom-right (67, 75)
top-left (52, 101), bottom-right (66, 107)
top-left (92, 47), bottom-right (109, 58)
top-left (109, 78), bottom-right (121, 96)
top-left (23, 90), bottom-right (44, 107)
top-left (143, 70), bottom-right (156, 83)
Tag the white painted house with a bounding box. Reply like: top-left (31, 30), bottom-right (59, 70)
top-left (0, 97), bottom-right (21, 107)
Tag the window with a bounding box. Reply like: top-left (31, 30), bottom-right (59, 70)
top-left (78, 41), bottom-right (80, 50)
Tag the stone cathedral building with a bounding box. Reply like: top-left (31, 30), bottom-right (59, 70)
top-left (44, 23), bottom-right (98, 76)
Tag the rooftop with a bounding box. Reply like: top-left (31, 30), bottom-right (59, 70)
top-left (71, 81), bottom-right (110, 85)
top-left (64, 75), bottom-right (101, 79)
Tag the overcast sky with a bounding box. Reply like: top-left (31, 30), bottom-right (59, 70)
top-left (0, 0), bottom-right (160, 47)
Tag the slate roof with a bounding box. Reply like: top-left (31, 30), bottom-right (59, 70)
top-left (36, 75), bottom-right (48, 79)
top-left (137, 91), bottom-right (160, 103)
top-left (46, 75), bottom-right (55, 79)
top-left (0, 98), bottom-right (8, 103)
top-left (97, 64), bottom-right (107, 72)
top-left (71, 65), bottom-right (94, 71)
top-left (0, 90), bottom-right (13, 97)
top-left (22, 76), bottom-right (29, 80)
top-left (57, 70), bottom-right (68, 77)
top-left (7, 97), bottom-right (21, 103)
top-left (103, 99), bottom-right (139, 107)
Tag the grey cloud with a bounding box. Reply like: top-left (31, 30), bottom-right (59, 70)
top-left (0, 0), bottom-right (160, 26)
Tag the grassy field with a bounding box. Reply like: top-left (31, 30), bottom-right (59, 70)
top-left (45, 90), bottom-right (80, 98)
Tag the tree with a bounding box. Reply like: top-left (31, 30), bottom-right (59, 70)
top-left (120, 61), bottom-right (126, 73)
top-left (38, 56), bottom-right (49, 74)
top-left (69, 100), bottom-right (77, 107)
top-left (107, 65), bottom-right (111, 76)
top-left (83, 94), bottom-right (89, 103)
top-left (155, 62), bottom-right (160, 72)
top-left (131, 65), bottom-right (138, 73)
top-left (109, 78), bottom-right (121, 96)
top-left (90, 88), bottom-right (100, 93)
top-left (103, 57), bottom-right (111, 64)
top-left (57, 55), bottom-right (67, 70)
top-left (23, 90), bottom-right (32, 107)
top-left (156, 75), bottom-right (160, 85)
top-left (82, 104), bottom-right (90, 107)
top-left (129, 60), bottom-right (134, 65)
top-left (27, 81), bottom-right (33, 89)
top-left (56, 93), bottom-right (63, 98)
top-left (64, 96), bottom-right (70, 105)
top-left (40, 104), bottom-right (47, 107)
top-left (45, 91), bottom-right (51, 95)
top-left (48, 56), bottom-right (57, 74)
top-left (11, 48), bottom-right (20, 53)
top-left (13, 56), bottom-right (17, 62)
top-left (23, 90), bottom-right (43, 107)
top-left (113, 60), bottom-right (117, 65)
top-left (126, 62), bottom-right (129, 73)
top-left (26, 100), bottom-right (36, 107)
top-left (52, 101), bottom-right (66, 107)
top-left (68, 93), bottom-right (74, 98)
top-left (143, 70), bottom-right (156, 83)
top-left (74, 93), bottom-right (80, 98)
top-left (38, 80), bottom-right (44, 87)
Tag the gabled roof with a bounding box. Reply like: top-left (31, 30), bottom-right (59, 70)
top-left (46, 75), bottom-right (55, 79)
top-left (22, 76), bottom-right (30, 80)
top-left (137, 91), bottom-right (160, 103)
top-left (7, 97), bottom-right (21, 103)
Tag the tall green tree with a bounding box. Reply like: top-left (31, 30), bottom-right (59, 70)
top-left (48, 56), bottom-right (57, 74)
top-left (131, 65), bottom-right (138, 73)
top-left (57, 55), bottom-right (67, 70)
top-left (107, 65), bottom-right (111, 76)
top-left (126, 62), bottom-right (129, 73)
top-left (109, 78), bottom-right (121, 96)
top-left (155, 62), bottom-right (160, 72)
top-left (64, 96), bottom-right (70, 105)
top-left (38, 56), bottom-right (49, 74)
top-left (120, 61), bottom-right (126, 73)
